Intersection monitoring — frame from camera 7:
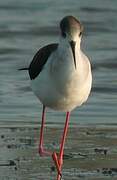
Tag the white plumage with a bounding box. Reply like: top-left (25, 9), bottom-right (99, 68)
top-left (19, 16), bottom-right (92, 180)
top-left (31, 35), bottom-right (92, 111)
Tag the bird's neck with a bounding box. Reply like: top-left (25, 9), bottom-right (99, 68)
top-left (50, 40), bottom-right (83, 85)
top-left (56, 40), bottom-right (82, 69)
top-left (59, 38), bottom-right (81, 51)
top-left (50, 40), bottom-right (83, 94)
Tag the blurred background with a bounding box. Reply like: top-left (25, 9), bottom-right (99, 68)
top-left (0, 0), bottom-right (117, 126)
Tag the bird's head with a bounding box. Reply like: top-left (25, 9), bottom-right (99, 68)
top-left (60, 16), bottom-right (83, 69)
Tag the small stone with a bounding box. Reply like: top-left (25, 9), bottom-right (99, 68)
top-left (104, 149), bottom-right (108, 156)
top-left (1, 135), bottom-right (5, 139)
top-left (7, 145), bottom-right (12, 149)
top-left (108, 170), bottom-right (112, 175)
top-left (14, 166), bottom-right (18, 171)
top-left (9, 160), bottom-right (16, 166)
top-left (51, 166), bottom-right (56, 172)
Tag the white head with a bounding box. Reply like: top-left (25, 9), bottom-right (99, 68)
top-left (59, 16), bottom-right (83, 69)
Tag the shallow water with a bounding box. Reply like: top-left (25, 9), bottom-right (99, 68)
top-left (0, 0), bottom-right (117, 125)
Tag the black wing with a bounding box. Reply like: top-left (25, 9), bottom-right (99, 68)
top-left (29, 43), bottom-right (58, 80)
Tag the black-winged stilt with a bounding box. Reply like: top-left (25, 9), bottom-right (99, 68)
top-left (19, 15), bottom-right (92, 180)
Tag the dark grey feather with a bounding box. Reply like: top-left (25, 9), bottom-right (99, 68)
top-left (29, 43), bottom-right (58, 80)
top-left (18, 68), bottom-right (29, 71)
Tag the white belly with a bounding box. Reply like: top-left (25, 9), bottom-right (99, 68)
top-left (31, 62), bottom-right (92, 111)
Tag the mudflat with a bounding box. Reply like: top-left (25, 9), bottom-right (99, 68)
top-left (0, 124), bottom-right (117, 180)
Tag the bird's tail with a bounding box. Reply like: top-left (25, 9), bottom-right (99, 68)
top-left (18, 67), bottom-right (29, 71)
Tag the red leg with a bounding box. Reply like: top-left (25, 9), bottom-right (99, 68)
top-left (39, 105), bottom-right (51, 156)
top-left (52, 112), bottom-right (71, 180)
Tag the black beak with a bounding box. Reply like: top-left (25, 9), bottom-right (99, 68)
top-left (70, 41), bottom-right (76, 69)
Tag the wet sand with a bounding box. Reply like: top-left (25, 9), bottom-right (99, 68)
top-left (0, 123), bottom-right (117, 180)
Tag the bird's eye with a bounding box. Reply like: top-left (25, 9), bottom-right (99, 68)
top-left (62, 31), bottom-right (66, 38)
top-left (79, 32), bottom-right (82, 37)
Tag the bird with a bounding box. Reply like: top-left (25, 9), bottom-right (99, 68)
top-left (19, 15), bottom-right (92, 180)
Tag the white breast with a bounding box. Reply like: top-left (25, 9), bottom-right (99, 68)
top-left (31, 44), bottom-right (92, 111)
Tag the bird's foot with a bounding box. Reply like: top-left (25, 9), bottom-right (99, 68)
top-left (39, 147), bottom-right (52, 156)
top-left (52, 152), bottom-right (63, 177)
